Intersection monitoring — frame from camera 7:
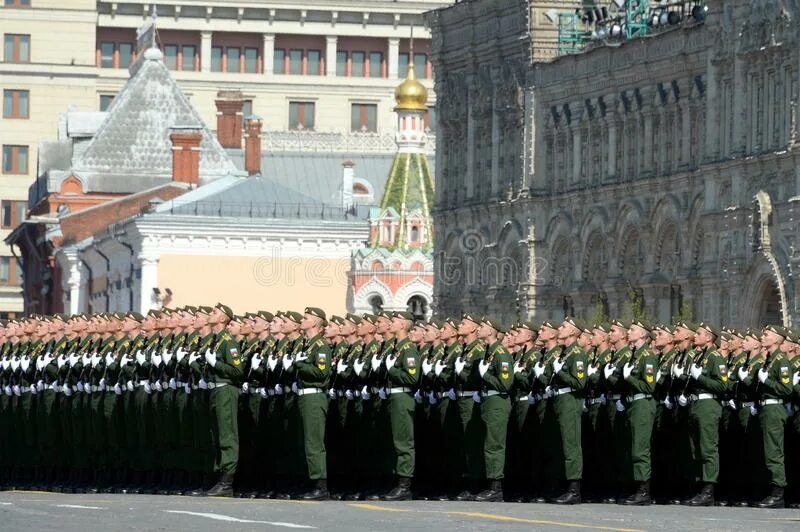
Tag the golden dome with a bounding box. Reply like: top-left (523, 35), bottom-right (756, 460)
top-left (394, 62), bottom-right (428, 112)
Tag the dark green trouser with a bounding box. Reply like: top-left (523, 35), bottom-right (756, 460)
top-left (38, 390), bottom-right (58, 468)
top-left (388, 391), bottom-right (416, 478)
top-left (688, 398), bottom-right (722, 483)
top-left (554, 393), bottom-right (583, 481)
top-left (674, 404), bottom-right (694, 485)
top-left (534, 398), bottom-right (562, 489)
top-left (626, 398), bottom-right (656, 482)
top-left (103, 392), bottom-right (121, 471)
top-left (481, 394), bottom-right (511, 480)
top-left (174, 389), bottom-right (193, 473)
top-left (759, 403), bottom-right (788, 488)
top-left (122, 393), bottom-right (137, 471)
top-left (457, 396), bottom-right (486, 480)
top-left (299, 392), bottom-right (328, 480)
top-left (192, 389), bottom-right (213, 473)
top-left (71, 394), bottom-right (87, 468)
top-left (133, 389), bottom-right (153, 471)
top-left (652, 403), bottom-right (677, 497)
top-left (89, 392), bottom-right (106, 469)
top-left (583, 400), bottom-right (608, 494)
top-left (20, 393), bottom-right (35, 469)
top-left (210, 384), bottom-right (240, 475)
top-left (606, 400), bottom-right (630, 485)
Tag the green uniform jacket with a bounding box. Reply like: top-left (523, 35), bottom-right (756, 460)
top-left (295, 334), bottom-right (332, 389)
top-left (456, 340), bottom-right (485, 391)
top-left (552, 342), bottom-right (588, 393)
top-left (757, 348), bottom-right (793, 401)
top-left (207, 332), bottom-right (243, 386)
top-left (623, 343), bottom-right (658, 395)
top-left (482, 341), bottom-right (514, 393)
top-left (687, 346), bottom-right (728, 396)
top-left (387, 337), bottom-right (420, 388)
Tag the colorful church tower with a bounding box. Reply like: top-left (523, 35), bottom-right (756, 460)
top-left (348, 48), bottom-right (435, 319)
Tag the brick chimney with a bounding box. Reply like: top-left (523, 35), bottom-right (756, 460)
top-left (169, 126), bottom-right (203, 184)
top-left (245, 115), bottom-right (262, 176)
top-left (215, 90), bottom-right (244, 149)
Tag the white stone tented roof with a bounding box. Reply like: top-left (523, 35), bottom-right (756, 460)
top-left (72, 49), bottom-right (237, 188)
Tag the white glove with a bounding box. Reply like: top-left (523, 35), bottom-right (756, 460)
top-left (273, 384), bottom-right (283, 395)
top-left (758, 368), bottom-right (769, 384)
top-left (121, 354), bottom-right (132, 366)
top-left (787, 404), bottom-right (795, 416)
top-left (91, 354), bottom-right (101, 367)
top-left (63, 384), bottom-right (72, 396)
top-left (162, 350), bottom-right (174, 364)
top-left (114, 383), bottom-right (123, 395)
top-left (345, 389), bottom-right (354, 400)
top-left (427, 391), bottom-right (438, 405)
top-left (295, 352), bottom-right (308, 363)
top-left (623, 363), bottom-right (634, 380)
top-left (267, 356), bottom-right (279, 371)
top-left (68, 353), bottom-right (79, 366)
top-left (454, 357), bottom-right (466, 375)
top-left (189, 352), bottom-right (200, 365)
top-left (126, 380), bottom-right (135, 392)
top-left (327, 388), bottom-right (337, 399)
top-left (98, 378), bottom-right (106, 391)
top-left (615, 399), bottom-right (626, 412)
top-left (553, 359), bottom-right (564, 374)
top-left (82, 353), bottom-right (92, 366)
top-left (105, 353), bottom-right (116, 367)
top-left (259, 387), bottom-right (268, 398)
top-left (12, 385), bottom-right (20, 396)
top-left (794, 371), bottom-right (800, 386)
top-left (414, 390), bottom-right (423, 404)
top-left (527, 392), bottom-right (536, 403)
top-left (534, 362), bottom-right (545, 378)
top-left (604, 364), bottom-right (615, 379)
top-left (435, 360), bottom-right (447, 376)
top-left (10, 358), bottom-right (20, 371)
top-left (749, 403), bottom-right (757, 416)
top-left (544, 386), bottom-right (553, 399)
top-left (198, 378), bottom-right (208, 390)
top-left (478, 360), bottom-right (490, 377)
top-left (204, 350), bottom-right (217, 368)
top-left (422, 359), bottom-right (434, 375)
top-left (513, 362), bottom-right (524, 374)
top-left (472, 391), bottom-right (481, 403)
top-left (447, 388), bottom-right (457, 401)
top-left (21, 357), bottom-right (30, 372)
top-left (76, 382), bottom-right (85, 393)
top-left (242, 382), bottom-right (250, 394)
top-left (587, 364), bottom-right (598, 377)
top-left (361, 386), bottom-right (370, 400)
top-left (143, 381), bottom-right (152, 394)
top-left (371, 356), bottom-right (382, 372)
top-left (690, 364), bottom-right (702, 380)
top-left (353, 359), bottom-right (365, 375)
top-left (378, 388), bottom-right (387, 400)
top-left (152, 353), bottom-right (162, 367)
top-left (598, 393), bottom-right (607, 405)
top-left (168, 378), bottom-right (177, 390)
top-left (656, 370), bottom-right (662, 382)
top-left (135, 351), bottom-right (145, 365)
top-left (36, 357), bottom-right (45, 371)
top-left (727, 399), bottom-right (737, 410)
top-left (57, 356), bottom-right (66, 368)
top-left (175, 347), bottom-right (188, 363)
top-left (738, 367), bottom-right (749, 381)
top-left (282, 355), bottom-right (294, 371)
top-left (154, 380), bottom-right (163, 392)
top-left (291, 382), bottom-right (299, 394)
top-left (385, 354), bottom-right (397, 370)
top-left (663, 397), bottom-right (673, 410)
top-left (337, 360), bottom-right (348, 374)
top-left (251, 354), bottom-right (262, 370)
top-left (672, 364), bottom-right (684, 378)
top-left (36, 380), bottom-right (44, 392)
top-left (582, 400), bottom-right (588, 413)
top-left (677, 394), bottom-right (688, 407)
top-left (185, 383), bottom-right (192, 394)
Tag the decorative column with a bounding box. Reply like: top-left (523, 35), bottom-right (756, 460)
top-left (388, 38), bottom-right (400, 79)
top-left (138, 251), bottom-right (159, 314)
top-left (606, 101), bottom-right (619, 180)
top-left (326, 36), bottom-right (338, 76)
top-left (63, 249), bottom-right (82, 315)
top-left (200, 31), bottom-right (212, 72)
top-left (263, 33), bottom-right (275, 75)
top-left (491, 92), bottom-right (500, 196)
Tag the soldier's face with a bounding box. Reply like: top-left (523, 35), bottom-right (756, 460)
top-left (538, 327), bottom-right (555, 341)
top-left (251, 319), bottom-right (267, 334)
top-left (557, 323), bottom-right (578, 342)
top-left (591, 330), bottom-right (606, 346)
top-left (742, 335), bottom-right (760, 352)
top-left (228, 321), bottom-right (242, 336)
top-left (654, 330), bottom-right (672, 348)
top-left (693, 328), bottom-right (712, 347)
top-left (269, 318), bottom-right (282, 334)
top-left (674, 327), bottom-right (692, 342)
top-left (761, 330), bottom-right (782, 350)
top-left (609, 325), bottom-right (626, 343)
top-left (458, 320), bottom-right (476, 336)
top-left (324, 323), bottom-right (339, 338)
top-left (341, 321), bottom-right (356, 336)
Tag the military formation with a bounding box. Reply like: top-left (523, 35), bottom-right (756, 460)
top-left (0, 306), bottom-right (799, 509)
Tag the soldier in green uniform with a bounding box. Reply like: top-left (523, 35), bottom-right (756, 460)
top-left (683, 322), bottom-right (728, 506)
top-left (602, 319), bottom-right (633, 501)
top-left (432, 318), bottom-right (462, 499)
top-left (747, 325), bottom-right (794, 508)
top-left (203, 304), bottom-right (243, 497)
top-left (784, 332), bottom-right (800, 508)
top-left (548, 318), bottom-right (589, 504)
top-left (651, 324), bottom-right (678, 503)
top-left (380, 311), bottom-right (419, 501)
top-left (669, 321), bottom-right (698, 504)
top-left (292, 307), bottom-right (332, 500)
top-left (618, 321), bottom-right (658, 505)
top-left (474, 318), bottom-right (514, 502)
top-left (582, 324), bottom-right (611, 502)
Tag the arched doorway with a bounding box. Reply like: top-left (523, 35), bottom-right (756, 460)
top-left (407, 295), bottom-right (428, 320)
top-left (757, 281), bottom-right (782, 326)
top-left (368, 295), bottom-right (384, 314)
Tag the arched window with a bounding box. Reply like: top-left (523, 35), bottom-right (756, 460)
top-left (407, 295), bottom-right (428, 320)
top-left (371, 260), bottom-right (384, 271)
top-left (353, 183), bottom-right (370, 196)
top-left (410, 225), bottom-right (419, 242)
top-left (368, 295), bottom-right (384, 314)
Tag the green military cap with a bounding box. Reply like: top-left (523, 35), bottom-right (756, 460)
top-left (361, 314), bottom-right (379, 325)
top-left (305, 307), bottom-right (327, 320)
top-left (54, 313), bottom-right (70, 321)
top-left (197, 306), bottom-right (214, 315)
top-left (540, 320), bottom-right (557, 330)
top-left (562, 316), bottom-right (581, 330)
top-left (444, 317), bottom-right (459, 329)
top-left (481, 317), bottom-right (506, 333)
top-left (653, 324), bottom-right (674, 335)
top-left (377, 311), bottom-right (394, 319)
top-left (428, 318), bottom-right (444, 328)
top-left (160, 307), bottom-right (173, 315)
top-left (284, 311), bottom-right (303, 324)
top-left (229, 314), bottom-right (246, 323)
top-left (697, 321), bottom-right (719, 338)
top-left (611, 318), bottom-right (631, 329)
top-left (257, 310), bottom-right (274, 321)
top-left (331, 315), bottom-right (345, 325)
top-left (742, 328), bottom-right (762, 340)
top-left (518, 321), bottom-right (536, 332)
top-left (462, 313), bottom-right (480, 325)
top-left (126, 312), bottom-right (144, 322)
top-left (345, 313), bottom-right (362, 325)
top-left (763, 324), bottom-right (788, 338)
top-left (719, 331), bottom-right (733, 341)
top-left (215, 303), bottom-right (234, 319)
top-left (593, 323), bottom-right (611, 333)
top-left (786, 330), bottom-right (800, 344)
top-left (181, 306), bottom-right (197, 315)
top-left (675, 321), bottom-right (698, 332)
top-left (630, 319), bottom-right (652, 332)
top-left (394, 311), bottom-right (414, 322)
top-left (147, 309), bottom-right (161, 318)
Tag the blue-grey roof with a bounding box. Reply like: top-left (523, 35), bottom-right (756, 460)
top-left (226, 151), bottom-right (435, 206)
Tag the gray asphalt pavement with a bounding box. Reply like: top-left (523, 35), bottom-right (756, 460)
top-left (0, 490), bottom-right (797, 531)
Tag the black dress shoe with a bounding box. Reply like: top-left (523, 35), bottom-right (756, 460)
top-left (756, 487), bottom-right (785, 509)
top-left (300, 480), bottom-right (329, 501)
top-left (551, 481), bottom-right (581, 505)
top-left (685, 483), bottom-right (714, 507)
top-left (622, 482), bottom-right (651, 506)
top-left (206, 474), bottom-right (234, 498)
top-left (453, 490), bottom-right (475, 501)
top-left (382, 478), bottom-right (412, 501)
top-left (474, 481), bottom-right (503, 502)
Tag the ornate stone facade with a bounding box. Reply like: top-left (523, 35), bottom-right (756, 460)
top-left (428, 0), bottom-right (800, 328)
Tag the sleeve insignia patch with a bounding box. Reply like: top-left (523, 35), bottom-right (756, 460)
top-left (781, 367), bottom-right (789, 377)
top-left (645, 364), bottom-right (654, 373)
top-left (719, 364), bottom-right (727, 373)
top-left (406, 357), bottom-right (416, 368)
top-left (646, 374), bottom-right (654, 383)
top-left (576, 360), bottom-right (585, 371)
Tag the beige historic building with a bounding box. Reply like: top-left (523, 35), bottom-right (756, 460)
top-left (429, 0), bottom-right (800, 329)
top-left (0, 0), bottom-right (450, 318)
